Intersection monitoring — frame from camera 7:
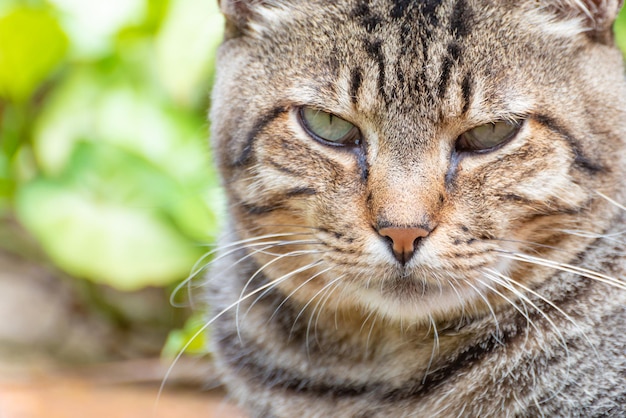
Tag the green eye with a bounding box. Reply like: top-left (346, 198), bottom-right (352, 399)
top-left (298, 107), bottom-right (361, 146)
top-left (456, 120), bottom-right (521, 153)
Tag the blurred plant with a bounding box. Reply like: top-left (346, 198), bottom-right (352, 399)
top-left (0, 0), bottom-right (224, 291)
top-left (616, 10), bottom-right (626, 52)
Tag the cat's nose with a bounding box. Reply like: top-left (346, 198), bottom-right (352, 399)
top-left (378, 227), bottom-right (431, 265)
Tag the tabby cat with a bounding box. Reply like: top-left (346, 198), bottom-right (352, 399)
top-left (205, 0), bottom-right (626, 416)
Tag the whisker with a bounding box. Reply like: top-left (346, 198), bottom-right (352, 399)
top-left (481, 271), bottom-right (572, 403)
top-left (290, 275), bottom-right (346, 341)
top-left (487, 237), bottom-right (573, 255)
top-left (496, 251), bottom-right (626, 291)
top-left (557, 228), bottom-right (626, 239)
top-left (484, 267), bottom-right (598, 356)
top-left (480, 271), bottom-right (570, 355)
top-left (365, 312), bottom-right (380, 354)
top-left (595, 190), bottom-right (626, 211)
top-left (310, 279), bottom-right (343, 350)
top-left (473, 277), bottom-right (542, 343)
top-left (359, 309), bottom-right (377, 334)
top-left (236, 249), bottom-right (330, 341)
top-left (157, 263), bottom-right (305, 410)
top-left (460, 278), bottom-right (502, 341)
top-left (170, 236), bottom-right (320, 307)
top-left (446, 277), bottom-right (467, 324)
top-left (422, 314), bottom-right (439, 384)
top-left (243, 259), bottom-right (325, 324)
top-left (268, 265), bottom-right (334, 322)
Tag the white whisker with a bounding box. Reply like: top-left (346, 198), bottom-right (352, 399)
top-left (461, 278), bottom-right (502, 340)
top-left (310, 279), bottom-right (343, 349)
top-left (497, 251), bottom-right (626, 291)
top-left (290, 275), bottom-right (346, 341)
top-left (595, 190), bottom-right (626, 211)
top-left (484, 267), bottom-right (597, 357)
top-left (243, 259), bottom-right (325, 324)
top-left (268, 265), bottom-right (334, 322)
top-left (236, 249), bottom-right (329, 341)
top-left (481, 271), bottom-right (572, 403)
top-left (170, 235), bottom-right (320, 307)
top-left (480, 272), bottom-right (570, 355)
top-left (422, 314), bottom-right (439, 384)
top-left (157, 263), bottom-right (306, 409)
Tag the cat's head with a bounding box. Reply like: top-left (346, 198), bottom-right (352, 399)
top-left (210, 0), bottom-right (626, 324)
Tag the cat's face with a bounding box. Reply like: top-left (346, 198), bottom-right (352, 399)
top-left (211, 0), bottom-right (626, 324)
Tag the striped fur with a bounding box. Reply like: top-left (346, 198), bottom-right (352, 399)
top-left (206, 1), bottom-right (626, 416)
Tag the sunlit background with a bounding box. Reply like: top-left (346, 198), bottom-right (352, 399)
top-left (2, 0), bottom-right (626, 408)
top-left (0, 0), bottom-right (227, 368)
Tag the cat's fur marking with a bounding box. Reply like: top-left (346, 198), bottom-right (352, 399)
top-left (207, 0), bottom-right (626, 416)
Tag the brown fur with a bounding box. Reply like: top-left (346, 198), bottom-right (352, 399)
top-left (206, 1), bottom-right (626, 416)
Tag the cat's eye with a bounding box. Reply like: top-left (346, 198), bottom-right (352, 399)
top-left (298, 107), bottom-right (361, 146)
top-left (456, 120), bottom-right (521, 153)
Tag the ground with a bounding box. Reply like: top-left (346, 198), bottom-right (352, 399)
top-left (0, 222), bottom-right (244, 417)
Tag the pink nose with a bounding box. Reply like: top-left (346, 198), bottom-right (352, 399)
top-left (378, 227), bottom-right (431, 265)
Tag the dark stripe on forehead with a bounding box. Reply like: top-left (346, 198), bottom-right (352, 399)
top-left (420, 0), bottom-right (442, 26)
top-left (437, 43), bottom-right (462, 98)
top-left (233, 106), bottom-right (286, 167)
top-left (436, 0), bottom-right (472, 100)
top-left (449, 0), bottom-right (472, 38)
top-left (364, 39), bottom-right (389, 104)
top-left (447, 41), bottom-right (462, 61)
top-left (352, 0), bottom-right (382, 33)
top-left (533, 114), bottom-right (606, 174)
top-left (438, 55), bottom-right (454, 98)
top-left (461, 72), bottom-right (472, 114)
top-left (437, 41), bottom-right (462, 97)
top-left (352, 0), bottom-right (371, 16)
top-left (350, 67), bottom-right (364, 104)
top-left (390, 0), bottom-right (414, 19)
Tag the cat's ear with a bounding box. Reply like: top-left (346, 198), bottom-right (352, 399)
top-left (217, 0), bottom-right (275, 38)
top-left (551, 0), bottom-right (624, 41)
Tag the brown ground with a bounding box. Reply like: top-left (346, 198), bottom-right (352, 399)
top-left (0, 377), bottom-right (244, 418)
top-left (0, 220), bottom-right (246, 418)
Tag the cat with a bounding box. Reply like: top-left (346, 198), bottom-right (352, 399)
top-left (204, 0), bottom-right (626, 416)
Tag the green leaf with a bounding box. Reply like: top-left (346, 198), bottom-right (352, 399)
top-left (0, 8), bottom-right (68, 102)
top-left (616, 9), bottom-right (626, 55)
top-left (0, 151), bottom-right (11, 209)
top-left (162, 312), bottom-right (208, 358)
top-left (155, 0), bottom-right (223, 107)
top-left (15, 142), bottom-right (208, 290)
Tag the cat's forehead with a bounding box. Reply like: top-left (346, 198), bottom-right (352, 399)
top-left (239, 1), bottom-right (569, 120)
top-left (248, 0), bottom-right (587, 42)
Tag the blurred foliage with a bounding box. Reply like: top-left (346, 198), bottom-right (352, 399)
top-left (616, 10), bottom-right (626, 53)
top-left (162, 311), bottom-right (207, 358)
top-left (0, 0), bottom-right (224, 291)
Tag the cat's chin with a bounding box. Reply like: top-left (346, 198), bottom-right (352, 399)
top-left (352, 273), bottom-right (488, 325)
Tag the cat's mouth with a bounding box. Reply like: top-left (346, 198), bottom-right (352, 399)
top-left (378, 274), bottom-right (432, 298)
top-left (356, 266), bottom-right (457, 299)
top-left (353, 273), bottom-right (476, 323)
top-left (343, 261), bottom-right (492, 323)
